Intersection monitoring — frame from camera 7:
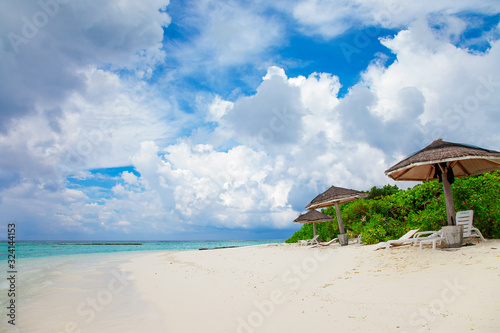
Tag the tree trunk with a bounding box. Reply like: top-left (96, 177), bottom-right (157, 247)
top-left (442, 167), bottom-right (456, 226)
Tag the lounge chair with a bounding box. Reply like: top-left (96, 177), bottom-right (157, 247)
top-left (413, 230), bottom-right (444, 249)
top-left (376, 229), bottom-right (419, 250)
top-left (456, 210), bottom-right (486, 242)
top-left (414, 210), bottom-right (485, 249)
top-left (350, 234), bottom-right (362, 244)
top-left (309, 237), bottom-right (338, 248)
top-left (298, 234), bottom-right (319, 246)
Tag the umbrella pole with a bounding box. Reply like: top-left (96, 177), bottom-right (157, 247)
top-left (313, 222), bottom-right (317, 237)
top-left (334, 202), bottom-right (345, 234)
top-left (442, 168), bottom-right (456, 226)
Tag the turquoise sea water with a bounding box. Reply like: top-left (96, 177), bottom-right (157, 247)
top-left (0, 239), bottom-right (284, 260)
top-left (0, 239), bottom-right (283, 332)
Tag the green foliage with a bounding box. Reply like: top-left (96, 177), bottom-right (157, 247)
top-left (365, 184), bottom-right (400, 200)
top-left (286, 170), bottom-right (500, 244)
top-left (286, 223), bottom-right (315, 243)
top-left (452, 170), bottom-right (500, 239)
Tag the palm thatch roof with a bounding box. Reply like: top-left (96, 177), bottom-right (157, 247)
top-left (305, 186), bottom-right (367, 210)
top-left (385, 139), bottom-right (500, 181)
top-left (293, 209), bottom-right (333, 224)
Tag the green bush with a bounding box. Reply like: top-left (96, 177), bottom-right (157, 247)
top-left (287, 170), bottom-right (500, 244)
top-left (365, 184), bottom-right (400, 200)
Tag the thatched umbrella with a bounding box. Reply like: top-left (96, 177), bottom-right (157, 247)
top-left (385, 138), bottom-right (500, 226)
top-left (305, 186), bottom-right (367, 244)
top-left (293, 209), bottom-right (334, 237)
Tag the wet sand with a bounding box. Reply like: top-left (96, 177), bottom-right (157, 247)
top-left (4, 252), bottom-right (164, 333)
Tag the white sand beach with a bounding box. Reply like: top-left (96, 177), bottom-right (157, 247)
top-left (8, 240), bottom-right (500, 333)
top-left (123, 240), bottom-right (500, 333)
top-left (8, 252), bottom-right (165, 333)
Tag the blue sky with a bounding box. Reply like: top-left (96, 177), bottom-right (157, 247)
top-left (1, 0), bottom-right (500, 241)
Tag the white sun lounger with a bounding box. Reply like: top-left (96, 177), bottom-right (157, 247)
top-left (298, 234), bottom-right (319, 246)
top-left (413, 230), bottom-right (444, 249)
top-left (456, 210), bottom-right (486, 241)
top-left (350, 234), bottom-right (362, 244)
top-left (414, 210), bottom-right (486, 249)
top-left (309, 237), bottom-right (338, 248)
top-left (372, 229), bottom-right (419, 250)
top-left (381, 229), bottom-right (420, 250)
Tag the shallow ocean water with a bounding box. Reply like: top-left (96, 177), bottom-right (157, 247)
top-left (1, 252), bottom-right (165, 332)
top-left (0, 240), bottom-right (282, 332)
top-left (0, 239), bottom-right (284, 260)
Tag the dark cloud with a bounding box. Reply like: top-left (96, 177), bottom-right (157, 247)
top-left (0, 0), bottom-right (169, 132)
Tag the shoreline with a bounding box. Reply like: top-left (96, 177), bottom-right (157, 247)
top-left (4, 240), bottom-right (500, 332)
top-left (0, 239), bottom-right (283, 260)
top-left (2, 252), bottom-right (165, 333)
